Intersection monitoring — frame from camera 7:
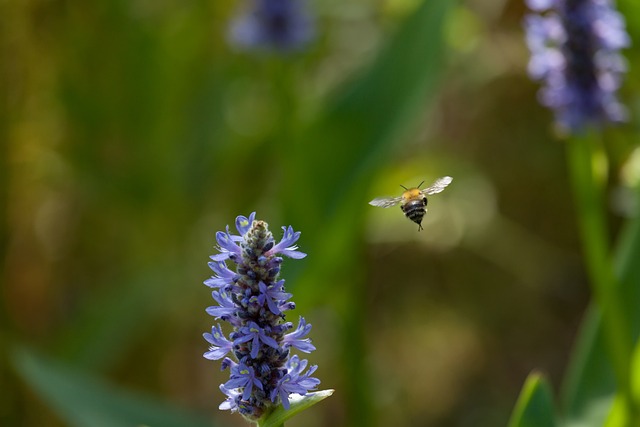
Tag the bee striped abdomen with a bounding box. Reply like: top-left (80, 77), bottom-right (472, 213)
top-left (401, 198), bottom-right (427, 230)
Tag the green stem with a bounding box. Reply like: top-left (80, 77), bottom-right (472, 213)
top-left (342, 279), bottom-right (373, 427)
top-left (566, 132), bottom-right (636, 423)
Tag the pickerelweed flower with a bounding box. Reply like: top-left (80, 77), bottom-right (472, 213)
top-left (228, 0), bottom-right (315, 53)
top-left (524, 0), bottom-right (630, 133)
top-left (203, 213), bottom-right (320, 421)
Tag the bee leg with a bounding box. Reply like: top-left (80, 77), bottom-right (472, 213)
top-left (418, 223), bottom-right (423, 231)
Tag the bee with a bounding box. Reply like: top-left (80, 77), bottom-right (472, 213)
top-left (368, 176), bottom-right (452, 231)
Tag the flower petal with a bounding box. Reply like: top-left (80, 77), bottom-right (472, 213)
top-left (235, 212), bottom-right (256, 235)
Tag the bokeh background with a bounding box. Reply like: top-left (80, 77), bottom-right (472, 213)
top-left (2, 0), bottom-right (640, 426)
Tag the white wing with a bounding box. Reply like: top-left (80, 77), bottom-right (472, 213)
top-left (421, 176), bottom-right (452, 196)
top-left (369, 195), bottom-right (402, 208)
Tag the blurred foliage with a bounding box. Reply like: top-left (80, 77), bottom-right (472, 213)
top-left (508, 372), bottom-right (557, 427)
top-left (11, 347), bottom-right (213, 427)
top-left (1, 0), bottom-right (640, 426)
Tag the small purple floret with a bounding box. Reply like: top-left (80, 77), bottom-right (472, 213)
top-left (224, 364), bottom-right (264, 401)
top-left (270, 355), bottom-right (320, 409)
top-left (234, 321), bottom-right (280, 358)
top-left (283, 316), bottom-right (316, 353)
top-left (204, 261), bottom-right (237, 289)
top-left (203, 324), bottom-right (234, 360)
top-left (266, 226), bottom-right (307, 259)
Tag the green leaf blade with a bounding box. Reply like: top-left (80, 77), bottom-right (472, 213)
top-left (259, 390), bottom-right (334, 427)
top-left (561, 204), bottom-right (640, 425)
top-left (508, 372), bottom-right (558, 427)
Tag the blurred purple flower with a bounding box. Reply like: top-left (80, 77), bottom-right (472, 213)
top-left (229, 0), bottom-right (315, 53)
top-left (524, 0), bottom-right (630, 133)
top-left (202, 213), bottom-right (320, 420)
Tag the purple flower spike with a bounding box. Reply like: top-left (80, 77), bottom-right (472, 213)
top-left (524, 0), bottom-right (630, 133)
top-left (202, 213), bottom-right (321, 420)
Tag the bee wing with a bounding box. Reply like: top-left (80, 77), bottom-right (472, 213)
top-left (369, 195), bottom-right (402, 208)
top-left (421, 176), bottom-right (453, 195)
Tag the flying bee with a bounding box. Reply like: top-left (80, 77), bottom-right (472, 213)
top-left (368, 176), bottom-right (452, 231)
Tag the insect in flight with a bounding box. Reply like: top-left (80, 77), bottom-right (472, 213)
top-left (368, 176), bottom-right (453, 231)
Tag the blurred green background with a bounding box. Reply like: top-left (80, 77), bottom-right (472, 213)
top-left (2, 0), bottom-right (640, 426)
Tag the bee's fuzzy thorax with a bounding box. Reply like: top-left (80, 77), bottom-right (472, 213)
top-left (401, 188), bottom-right (423, 201)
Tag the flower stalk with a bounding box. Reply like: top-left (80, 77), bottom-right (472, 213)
top-left (567, 133), bottom-right (637, 424)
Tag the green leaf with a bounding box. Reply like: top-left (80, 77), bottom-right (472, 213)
top-left (258, 390), bottom-right (334, 427)
top-left (508, 372), bottom-right (558, 427)
top-left (12, 347), bottom-right (213, 427)
top-left (603, 395), bottom-right (629, 427)
top-left (561, 201), bottom-right (640, 425)
top-left (560, 306), bottom-right (616, 426)
top-left (633, 339), bottom-right (640, 406)
top-left (598, 339), bottom-right (640, 427)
